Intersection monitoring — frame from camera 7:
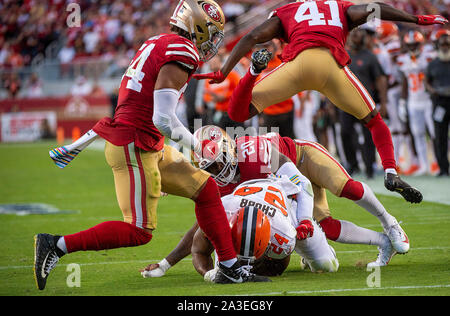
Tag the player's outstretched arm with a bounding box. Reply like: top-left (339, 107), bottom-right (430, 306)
top-left (141, 222), bottom-right (199, 278)
top-left (191, 227), bottom-right (216, 279)
top-left (194, 17), bottom-right (282, 84)
top-left (346, 2), bottom-right (448, 30)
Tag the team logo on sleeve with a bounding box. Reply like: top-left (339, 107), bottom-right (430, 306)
top-left (202, 3), bottom-right (222, 23)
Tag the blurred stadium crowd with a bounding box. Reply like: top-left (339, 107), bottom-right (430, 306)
top-left (0, 0), bottom-right (449, 177)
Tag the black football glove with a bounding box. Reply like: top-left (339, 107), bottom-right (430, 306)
top-left (251, 49), bottom-right (273, 74)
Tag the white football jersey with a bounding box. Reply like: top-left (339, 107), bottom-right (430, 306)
top-left (398, 51), bottom-right (434, 104)
top-left (221, 177), bottom-right (299, 260)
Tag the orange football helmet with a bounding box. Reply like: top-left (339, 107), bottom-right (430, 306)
top-left (229, 206), bottom-right (271, 262)
top-left (376, 21), bottom-right (399, 44)
top-left (403, 30), bottom-right (425, 44)
top-left (431, 29), bottom-right (450, 42)
top-left (404, 30), bottom-right (425, 56)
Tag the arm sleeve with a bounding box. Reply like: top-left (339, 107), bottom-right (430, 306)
top-left (275, 162), bottom-right (314, 221)
top-left (153, 88), bottom-right (199, 150)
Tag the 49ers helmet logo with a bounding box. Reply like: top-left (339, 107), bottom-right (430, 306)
top-left (209, 126), bottom-right (222, 141)
top-left (202, 2), bottom-right (222, 23)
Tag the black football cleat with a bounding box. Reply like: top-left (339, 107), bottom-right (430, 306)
top-left (214, 261), bottom-right (271, 284)
top-left (34, 234), bottom-right (61, 290)
top-left (384, 173), bottom-right (423, 204)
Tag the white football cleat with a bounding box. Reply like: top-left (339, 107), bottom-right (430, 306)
top-left (299, 256), bottom-right (307, 270)
top-left (367, 235), bottom-right (397, 268)
top-left (385, 220), bottom-right (410, 254)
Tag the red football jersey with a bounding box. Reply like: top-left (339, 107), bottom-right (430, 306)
top-left (93, 33), bottom-right (200, 151)
top-left (272, 0), bottom-right (355, 67)
top-left (219, 134), bottom-right (297, 197)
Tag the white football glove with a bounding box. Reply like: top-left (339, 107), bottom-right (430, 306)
top-left (141, 259), bottom-right (171, 278)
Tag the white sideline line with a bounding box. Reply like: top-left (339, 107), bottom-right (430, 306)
top-left (239, 284), bottom-right (450, 296)
top-left (2, 246), bottom-right (448, 271)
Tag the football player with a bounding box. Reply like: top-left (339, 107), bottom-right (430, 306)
top-left (34, 0), bottom-right (271, 291)
top-left (146, 177), bottom-right (339, 282)
top-left (142, 124), bottom-right (409, 278)
top-left (194, 0), bottom-right (448, 203)
top-left (398, 31), bottom-right (437, 175)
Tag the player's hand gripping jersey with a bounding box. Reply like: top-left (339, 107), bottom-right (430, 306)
top-left (94, 34), bottom-right (200, 151)
top-left (221, 177), bottom-right (301, 260)
top-left (272, 0), bottom-right (355, 66)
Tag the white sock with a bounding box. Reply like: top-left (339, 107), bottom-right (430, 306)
top-left (385, 168), bottom-right (397, 175)
top-left (337, 220), bottom-right (388, 247)
top-left (56, 237), bottom-right (68, 254)
top-left (65, 129), bottom-right (99, 152)
top-left (220, 258), bottom-right (237, 268)
top-left (355, 182), bottom-right (396, 230)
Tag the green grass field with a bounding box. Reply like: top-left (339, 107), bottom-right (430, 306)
top-left (0, 141), bottom-right (449, 296)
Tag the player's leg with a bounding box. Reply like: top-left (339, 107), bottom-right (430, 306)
top-left (250, 51), bottom-right (315, 115)
top-left (294, 221), bottom-right (339, 273)
top-left (157, 145), bottom-right (269, 283)
top-left (295, 141), bottom-right (408, 255)
top-left (408, 106), bottom-right (429, 175)
top-left (34, 142), bottom-right (156, 290)
top-left (320, 59), bottom-right (422, 203)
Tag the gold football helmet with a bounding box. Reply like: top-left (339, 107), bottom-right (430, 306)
top-left (170, 0), bottom-right (225, 62)
top-left (193, 125), bottom-right (238, 187)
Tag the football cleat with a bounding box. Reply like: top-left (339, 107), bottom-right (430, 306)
top-left (251, 49), bottom-right (273, 74)
top-left (49, 146), bottom-right (81, 169)
top-left (34, 234), bottom-right (61, 290)
top-left (367, 235), bottom-right (397, 268)
top-left (384, 173), bottom-right (423, 204)
top-left (299, 256), bottom-right (307, 270)
top-left (385, 220), bottom-right (410, 254)
top-left (214, 261), bottom-right (271, 284)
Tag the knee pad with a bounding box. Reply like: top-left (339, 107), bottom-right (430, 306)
top-left (319, 217), bottom-right (342, 241)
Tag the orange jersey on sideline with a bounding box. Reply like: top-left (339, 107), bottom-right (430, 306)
top-left (204, 70), bottom-right (241, 112)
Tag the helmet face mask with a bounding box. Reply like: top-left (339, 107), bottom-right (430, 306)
top-left (198, 24), bottom-right (224, 62)
top-left (170, 0), bottom-right (225, 62)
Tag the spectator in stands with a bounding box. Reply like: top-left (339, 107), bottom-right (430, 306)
top-left (3, 72), bottom-right (21, 99)
top-left (25, 73), bottom-right (43, 98)
top-left (426, 33), bottom-right (450, 177)
top-left (71, 76), bottom-right (92, 97)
